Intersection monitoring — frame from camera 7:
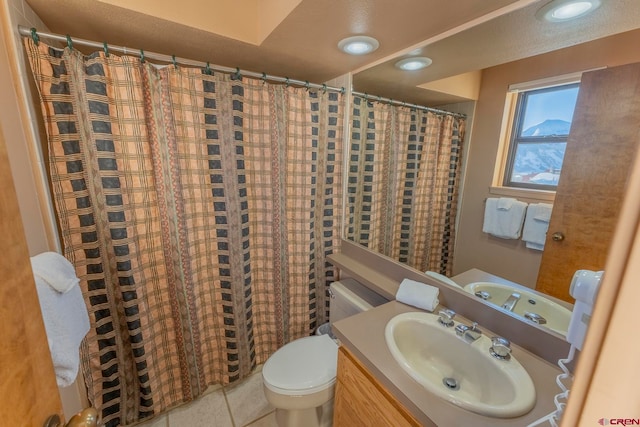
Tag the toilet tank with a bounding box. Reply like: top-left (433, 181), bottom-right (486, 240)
top-left (329, 278), bottom-right (388, 323)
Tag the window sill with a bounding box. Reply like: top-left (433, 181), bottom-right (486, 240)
top-left (489, 186), bottom-right (556, 203)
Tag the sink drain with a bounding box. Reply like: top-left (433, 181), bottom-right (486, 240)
top-left (442, 377), bottom-right (460, 391)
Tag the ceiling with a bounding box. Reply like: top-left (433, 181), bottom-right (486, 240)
top-left (354, 0), bottom-right (640, 106)
top-left (25, 0), bottom-right (640, 107)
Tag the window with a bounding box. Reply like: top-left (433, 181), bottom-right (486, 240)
top-left (503, 82), bottom-right (580, 190)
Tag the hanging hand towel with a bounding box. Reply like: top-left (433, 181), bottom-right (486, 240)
top-left (497, 198), bottom-right (514, 210)
top-left (31, 253), bottom-right (90, 387)
top-left (522, 203), bottom-right (553, 251)
top-left (31, 252), bottom-right (80, 293)
top-left (482, 197), bottom-right (528, 239)
top-left (396, 278), bottom-right (440, 312)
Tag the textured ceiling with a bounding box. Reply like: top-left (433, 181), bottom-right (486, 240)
top-left (354, 0), bottom-right (640, 106)
top-left (23, 0), bottom-right (640, 106)
top-left (24, 0), bottom-right (521, 84)
top-left (96, 0), bottom-right (303, 45)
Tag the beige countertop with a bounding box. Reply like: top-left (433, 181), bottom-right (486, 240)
top-left (332, 301), bottom-right (564, 427)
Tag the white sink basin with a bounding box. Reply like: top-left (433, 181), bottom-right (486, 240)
top-left (385, 312), bottom-right (536, 418)
top-left (464, 282), bottom-right (572, 336)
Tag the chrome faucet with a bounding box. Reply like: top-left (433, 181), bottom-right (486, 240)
top-left (437, 309), bottom-right (456, 327)
top-left (455, 321), bottom-right (482, 343)
top-left (490, 336), bottom-right (512, 360)
top-left (524, 312), bottom-right (547, 325)
top-left (501, 292), bottom-right (521, 312)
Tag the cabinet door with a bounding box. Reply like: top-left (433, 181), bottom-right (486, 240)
top-left (536, 62), bottom-right (640, 302)
top-left (334, 347), bottom-right (421, 427)
top-left (0, 126), bottom-right (63, 424)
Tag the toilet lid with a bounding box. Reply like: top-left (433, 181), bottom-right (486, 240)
top-left (263, 334), bottom-right (338, 394)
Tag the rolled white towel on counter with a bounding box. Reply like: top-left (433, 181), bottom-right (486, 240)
top-left (31, 253), bottom-right (90, 387)
top-left (396, 278), bottom-right (440, 312)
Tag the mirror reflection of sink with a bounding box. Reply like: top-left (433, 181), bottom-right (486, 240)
top-left (385, 312), bottom-right (536, 418)
top-left (464, 282), bottom-right (572, 336)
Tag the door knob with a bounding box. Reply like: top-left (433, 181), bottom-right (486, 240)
top-left (44, 408), bottom-right (98, 427)
top-left (552, 232), bottom-right (565, 241)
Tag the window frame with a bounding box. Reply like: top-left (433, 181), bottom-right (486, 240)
top-left (502, 82), bottom-right (580, 191)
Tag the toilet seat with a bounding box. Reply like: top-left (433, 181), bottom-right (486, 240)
top-left (262, 334), bottom-right (338, 396)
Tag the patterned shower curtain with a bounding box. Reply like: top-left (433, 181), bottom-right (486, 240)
top-left (24, 38), bottom-right (343, 426)
top-left (346, 96), bottom-right (465, 275)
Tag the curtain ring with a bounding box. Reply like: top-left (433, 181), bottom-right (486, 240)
top-left (261, 72), bottom-right (267, 84)
top-left (321, 83), bottom-right (327, 94)
top-left (103, 41), bottom-right (109, 57)
top-left (172, 55), bottom-right (178, 69)
top-left (340, 87), bottom-right (345, 95)
top-left (140, 49), bottom-right (145, 63)
top-left (30, 28), bottom-right (39, 45)
top-left (304, 81), bottom-right (310, 91)
top-left (233, 67), bottom-right (242, 81)
top-left (285, 77), bottom-right (290, 87)
top-left (66, 35), bottom-right (73, 50)
top-left (205, 62), bottom-right (212, 75)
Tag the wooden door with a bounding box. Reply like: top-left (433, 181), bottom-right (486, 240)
top-left (0, 125), bottom-right (63, 424)
top-left (536, 63), bottom-right (640, 302)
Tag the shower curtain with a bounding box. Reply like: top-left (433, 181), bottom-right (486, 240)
top-left (24, 38), bottom-right (343, 426)
top-left (346, 96), bottom-right (465, 275)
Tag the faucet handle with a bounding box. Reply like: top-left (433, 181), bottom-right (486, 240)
top-left (490, 336), bottom-right (512, 360)
top-left (437, 309), bottom-right (456, 327)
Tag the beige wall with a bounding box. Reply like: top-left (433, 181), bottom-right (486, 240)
top-left (0, 0), bottom-right (86, 418)
top-left (0, 0), bottom-right (57, 254)
top-left (454, 28), bottom-right (640, 288)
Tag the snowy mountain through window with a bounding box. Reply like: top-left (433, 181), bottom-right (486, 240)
top-left (505, 82), bottom-right (579, 189)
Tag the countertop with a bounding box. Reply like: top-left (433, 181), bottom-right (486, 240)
top-left (332, 301), bottom-right (564, 427)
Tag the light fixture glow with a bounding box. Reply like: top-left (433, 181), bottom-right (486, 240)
top-left (552, 2), bottom-right (593, 19)
top-left (536, 0), bottom-right (601, 22)
top-left (395, 57), bottom-right (433, 71)
top-left (338, 36), bottom-right (379, 55)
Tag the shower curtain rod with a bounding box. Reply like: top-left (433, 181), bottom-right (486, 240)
top-left (18, 26), bottom-right (344, 93)
top-left (351, 91), bottom-right (466, 118)
top-left (19, 26), bottom-right (465, 119)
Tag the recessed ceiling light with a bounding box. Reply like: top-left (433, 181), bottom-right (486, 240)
top-left (338, 36), bottom-right (380, 55)
top-left (536, 0), bottom-right (601, 22)
top-left (395, 57), bottom-right (433, 71)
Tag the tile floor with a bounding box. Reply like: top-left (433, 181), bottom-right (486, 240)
top-left (137, 366), bottom-right (277, 427)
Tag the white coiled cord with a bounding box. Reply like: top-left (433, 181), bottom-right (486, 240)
top-left (526, 345), bottom-right (576, 427)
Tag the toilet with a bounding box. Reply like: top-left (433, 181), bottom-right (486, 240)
top-left (262, 279), bottom-right (388, 427)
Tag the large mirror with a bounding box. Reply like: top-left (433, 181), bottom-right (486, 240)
top-left (345, 0), bottom-right (640, 336)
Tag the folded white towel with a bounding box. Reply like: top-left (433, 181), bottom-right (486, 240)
top-left (482, 198), bottom-right (528, 239)
top-left (396, 278), bottom-right (440, 312)
top-left (497, 198), bottom-right (514, 210)
top-left (533, 203), bottom-right (553, 222)
top-left (526, 242), bottom-right (545, 251)
top-left (31, 257), bottom-right (90, 387)
top-left (522, 203), bottom-right (554, 251)
top-left (31, 252), bottom-right (80, 293)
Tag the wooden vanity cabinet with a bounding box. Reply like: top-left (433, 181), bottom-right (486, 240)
top-left (333, 346), bottom-right (422, 427)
